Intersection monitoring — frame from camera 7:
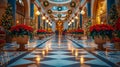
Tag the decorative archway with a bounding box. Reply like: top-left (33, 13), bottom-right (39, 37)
top-left (56, 20), bottom-right (64, 35)
top-left (92, 0), bottom-right (107, 25)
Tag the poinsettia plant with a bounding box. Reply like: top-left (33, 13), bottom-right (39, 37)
top-left (75, 29), bottom-right (84, 34)
top-left (114, 17), bottom-right (120, 38)
top-left (37, 29), bottom-right (46, 34)
top-left (112, 37), bottom-right (120, 42)
top-left (89, 24), bottom-right (114, 39)
top-left (0, 30), bottom-right (5, 34)
top-left (10, 24), bottom-right (33, 37)
top-left (0, 40), bottom-right (5, 44)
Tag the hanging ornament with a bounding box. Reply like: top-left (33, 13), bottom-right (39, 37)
top-left (47, 9), bottom-right (52, 14)
top-left (70, 1), bottom-right (76, 7)
top-left (68, 10), bottom-right (72, 14)
top-left (43, 1), bottom-right (49, 7)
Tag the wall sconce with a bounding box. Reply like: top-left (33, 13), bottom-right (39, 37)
top-left (75, 16), bottom-right (78, 19)
top-left (72, 19), bottom-right (74, 22)
top-left (16, 20), bottom-right (19, 24)
top-left (80, 10), bottom-right (85, 15)
top-left (46, 20), bottom-right (49, 23)
top-left (42, 16), bottom-right (46, 20)
top-left (36, 10), bottom-right (40, 15)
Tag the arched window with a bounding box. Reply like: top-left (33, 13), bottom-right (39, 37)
top-left (16, 0), bottom-right (25, 24)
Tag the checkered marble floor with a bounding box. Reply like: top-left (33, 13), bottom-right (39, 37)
top-left (0, 36), bottom-right (52, 66)
top-left (68, 36), bottom-right (120, 67)
top-left (5, 35), bottom-right (117, 67)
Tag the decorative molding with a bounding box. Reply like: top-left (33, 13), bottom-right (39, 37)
top-left (48, 0), bottom-right (72, 4)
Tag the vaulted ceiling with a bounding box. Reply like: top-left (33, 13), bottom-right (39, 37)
top-left (38, 0), bottom-right (81, 22)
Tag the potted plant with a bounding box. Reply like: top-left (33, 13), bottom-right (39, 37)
top-left (89, 24), bottom-right (114, 50)
top-left (0, 40), bottom-right (5, 49)
top-left (37, 29), bottom-right (46, 40)
top-left (75, 29), bottom-right (84, 39)
top-left (113, 17), bottom-right (120, 50)
top-left (10, 24), bottom-right (33, 51)
top-left (0, 30), bottom-right (6, 40)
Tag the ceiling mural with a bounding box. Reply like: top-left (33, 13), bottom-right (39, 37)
top-left (39, 0), bottom-right (81, 22)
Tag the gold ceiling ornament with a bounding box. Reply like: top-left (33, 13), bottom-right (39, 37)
top-left (43, 1), bottom-right (49, 7)
top-left (70, 1), bottom-right (76, 7)
top-left (47, 9), bottom-right (52, 14)
top-left (68, 10), bottom-right (72, 14)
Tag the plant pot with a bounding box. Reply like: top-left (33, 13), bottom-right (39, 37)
top-left (114, 42), bottom-right (120, 50)
top-left (0, 43), bottom-right (5, 50)
top-left (6, 34), bottom-right (12, 43)
top-left (0, 34), bottom-right (6, 40)
top-left (16, 35), bottom-right (28, 51)
top-left (38, 34), bottom-right (44, 40)
top-left (94, 36), bottom-right (106, 50)
top-left (78, 34), bottom-right (84, 40)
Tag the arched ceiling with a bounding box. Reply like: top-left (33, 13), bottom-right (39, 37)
top-left (38, 0), bottom-right (83, 22)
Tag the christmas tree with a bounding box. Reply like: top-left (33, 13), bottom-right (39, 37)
top-left (108, 4), bottom-right (118, 26)
top-left (0, 4), bottom-right (13, 31)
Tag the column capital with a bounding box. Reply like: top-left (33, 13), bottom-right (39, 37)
top-left (86, 0), bottom-right (91, 2)
top-left (31, 0), bottom-right (35, 3)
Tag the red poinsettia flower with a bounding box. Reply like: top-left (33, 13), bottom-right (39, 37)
top-left (37, 29), bottom-right (47, 34)
top-left (112, 37), bottom-right (120, 42)
top-left (89, 24), bottom-right (114, 39)
top-left (75, 29), bottom-right (84, 34)
top-left (0, 40), bottom-right (5, 44)
top-left (0, 30), bottom-right (5, 34)
top-left (115, 17), bottom-right (120, 31)
top-left (10, 24), bottom-right (34, 36)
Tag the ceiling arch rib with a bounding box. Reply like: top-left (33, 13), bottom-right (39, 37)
top-left (48, 0), bottom-right (72, 4)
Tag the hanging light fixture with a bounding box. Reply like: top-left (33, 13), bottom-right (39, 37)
top-left (36, 10), bottom-right (40, 15)
top-left (75, 16), bottom-right (78, 19)
top-left (80, 10), bottom-right (85, 15)
top-left (46, 19), bottom-right (49, 23)
top-left (72, 19), bottom-right (74, 22)
top-left (42, 16), bottom-right (46, 20)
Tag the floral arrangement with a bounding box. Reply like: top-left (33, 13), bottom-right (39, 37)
top-left (89, 24), bottom-right (114, 39)
top-left (75, 29), bottom-right (84, 34)
top-left (114, 17), bottom-right (120, 38)
top-left (0, 40), bottom-right (5, 44)
top-left (0, 30), bottom-right (5, 34)
top-left (37, 29), bottom-right (46, 34)
top-left (10, 24), bottom-right (33, 37)
top-left (112, 37), bottom-right (120, 42)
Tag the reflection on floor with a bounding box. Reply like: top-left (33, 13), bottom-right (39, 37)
top-left (0, 35), bottom-right (120, 67)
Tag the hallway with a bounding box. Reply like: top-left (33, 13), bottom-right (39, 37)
top-left (0, 35), bottom-right (118, 67)
top-left (0, 0), bottom-right (120, 67)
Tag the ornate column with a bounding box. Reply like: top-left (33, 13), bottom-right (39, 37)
top-left (30, 2), bottom-right (34, 18)
top-left (38, 15), bottom-right (40, 29)
top-left (80, 14), bottom-right (82, 28)
top-left (24, 0), bottom-right (30, 25)
top-left (87, 0), bottom-right (91, 17)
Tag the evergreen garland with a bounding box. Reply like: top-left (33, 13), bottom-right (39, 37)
top-left (108, 4), bottom-right (118, 26)
top-left (1, 4), bottom-right (13, 31)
